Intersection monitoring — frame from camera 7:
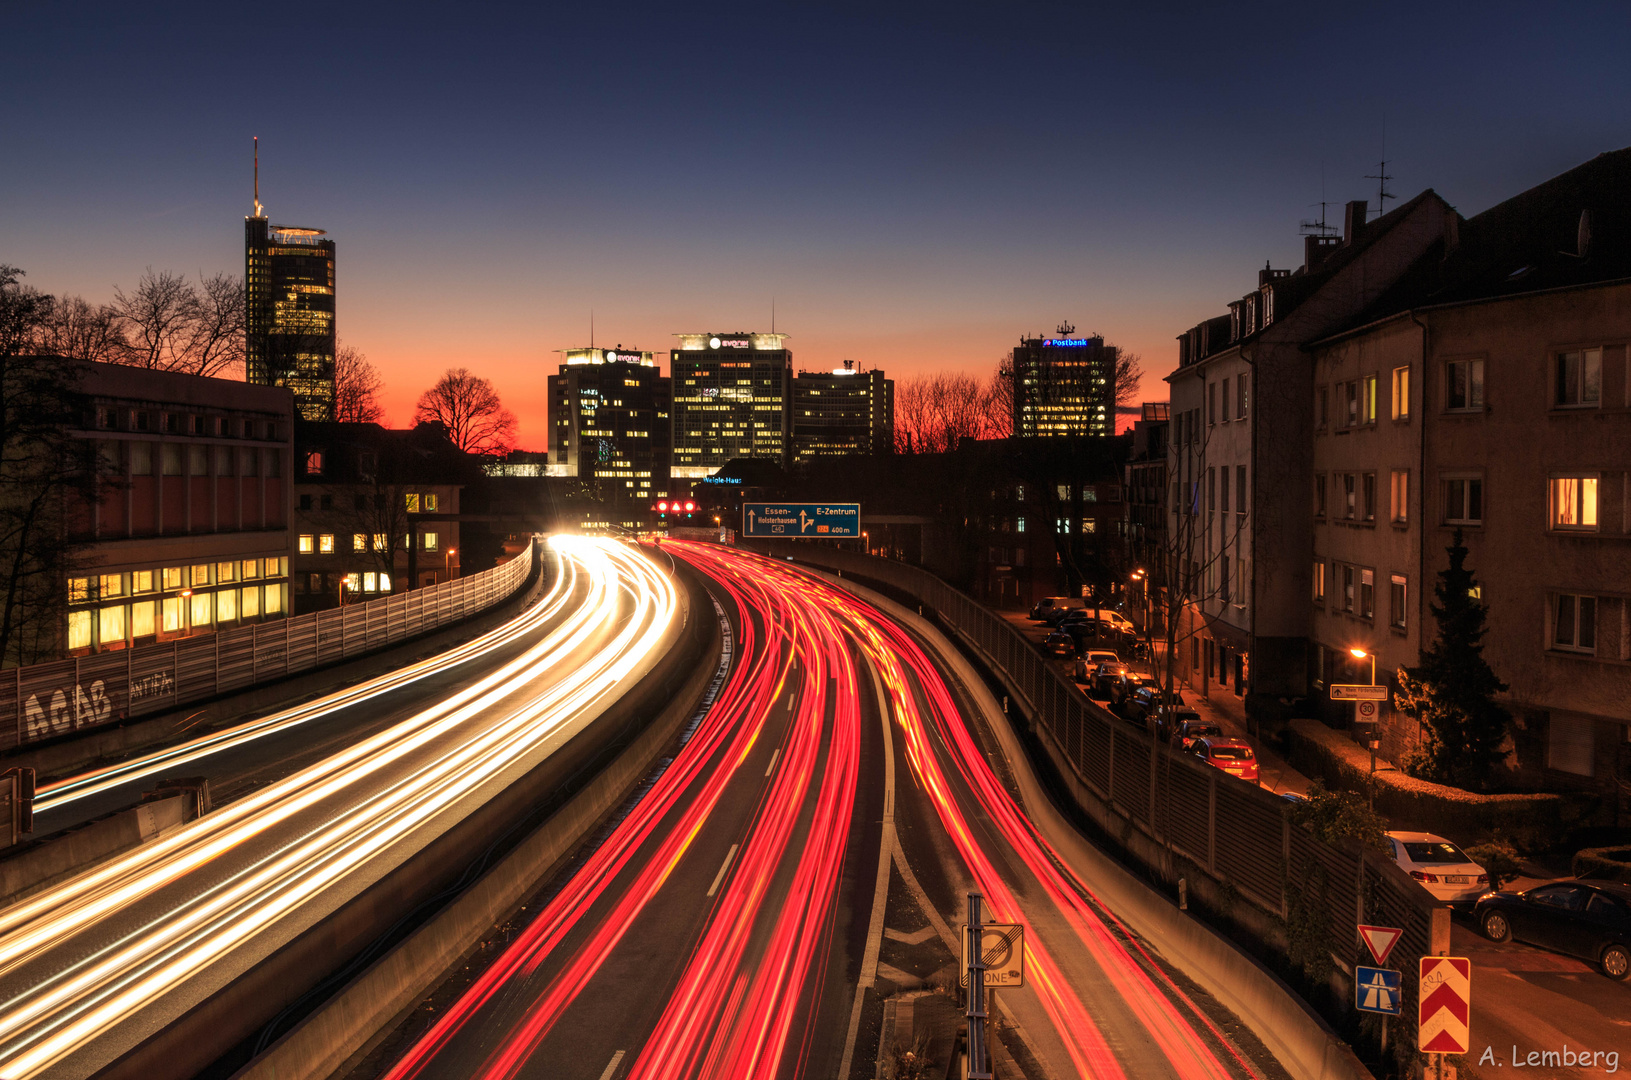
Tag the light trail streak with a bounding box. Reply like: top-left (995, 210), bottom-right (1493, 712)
top-left (0, 537), bottom-right (679, 1080)
top-left (37, 548), bottom-right (569, 817)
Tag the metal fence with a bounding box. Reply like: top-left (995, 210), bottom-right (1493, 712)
top-left (760, 540), bottom-right (1436, 1047)
top-left (3, 542), bottom-right (537, 752)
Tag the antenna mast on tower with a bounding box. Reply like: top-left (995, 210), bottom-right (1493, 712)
top-left (1364, 119), bottom-right (1395, 220)
top-left (253, 137), bottom-right (264, 218)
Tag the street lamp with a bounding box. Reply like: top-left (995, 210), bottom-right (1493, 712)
top-left (445, 547), bottom-right (456, 583)
top-left (1350, 647), bottom-right (1380, 804)
top-left (1349, 646), bottom-right (1377, 685)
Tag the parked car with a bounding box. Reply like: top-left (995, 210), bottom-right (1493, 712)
top-left (1474, 879), bottom-right (1631, 980)
top-left (1171, 717), bottom-right (1223, 751)
top-left (1040, 627), bottom-right (1079, 657)
top-left (1385, 832), bottom-right (1490, 908)
top-left (1109, 672), bottom-right (1151, 717)
top-left (1189, 737), bottom-right (1259, 782)
top-left (1058, 609), bottom-right (1137, 643)
top-left (1089, 662), bottom-right (1127, 700)
top-left (1072, 649), bottom-right (1121, 683)
top-left (1029, 596), bottom-right (1085, 623)
top-left (1150, 706), bottom-right (1201, 743)
top-left (1122, 686), bottom-right (1184, 727)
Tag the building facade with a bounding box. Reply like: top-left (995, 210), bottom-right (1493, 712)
top-left (245, 212), bottom-right (337, 421)
top-left (1011, 330), bottom-right (1118, 438)
top-left (1124, 402), bottom-right (1170, 630)
top-left (670, 332), bottom-right (792, 477)
top-left (1167, 193), bottom-right (1455, 725)
top-left (290, 422), bottom-right (469, 612)
top-left (791, 362), bottom-right (893, 461)
top-left (66, 362), bottom-right (294, 654)
top-left (546, 346), bottom-right (672, 502)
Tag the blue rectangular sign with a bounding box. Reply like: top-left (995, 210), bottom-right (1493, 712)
top-left (742, 502), bottom-right (861, 538)
top-left (1355, 965), bottom-right (1401, 1015)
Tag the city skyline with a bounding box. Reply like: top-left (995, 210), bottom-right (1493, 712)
top-left (4, 4), bottom-right (1629, 447)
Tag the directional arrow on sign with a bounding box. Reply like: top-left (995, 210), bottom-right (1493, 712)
top-left (1358, 924), bottom-right (1403, 966)
top-left (799, 510), bottom-right (812, 532)
top-left (748, 510), bottom-right (757, 531)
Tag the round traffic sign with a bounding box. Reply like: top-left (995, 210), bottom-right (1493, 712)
top-left (1359, 701), bottom-right (1377, 718)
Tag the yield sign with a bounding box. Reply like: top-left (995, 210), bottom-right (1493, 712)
top-left (1358, 924), bottom-right (1403, 965)
top-left (1418, 956), bottom-right (1472, 1054)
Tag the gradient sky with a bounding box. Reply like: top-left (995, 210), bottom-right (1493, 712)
top-left (4, 2), bottom-right (1629, 447)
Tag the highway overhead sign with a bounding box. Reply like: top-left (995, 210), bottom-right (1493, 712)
top-left (1358, 924), bottom-right (1404, 965)
top-left (959, 923), bottom-right (1025, 988)
top-left (1419, 956), bottom-right (1472, 1054)
top-left (1330, 684), bottom-right (1389, 701)
top-left (742, 502), bottom-right (860, 538)
top-left (1356, 966), bottom-right (1402, 1015)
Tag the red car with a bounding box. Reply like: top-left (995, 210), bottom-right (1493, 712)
top-left (1190, 736), bottom-right (1259, 783)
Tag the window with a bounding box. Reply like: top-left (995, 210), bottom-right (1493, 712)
top-left (1055, 483), bottom-right (1069, 501)
top-left (1344, 381), bottom-right (1359, 427)
top-left (133, 570), bottom-right (153, 593)
top-left (162, 567), bottom-right (183, 590)
top-left (1237, 374), bottom-right (1248, 420)
top-left (1390, 575), bottom-right (1408, 630)
top-left (424, 531), bottom-right (439, 551)
top-left (405, 493), bottom-right (421, 513)
top-left (265, 585), bottom-right (282, 614)
top-left (132, 600), bottom-right (155, 638)
top-left (1220, 467), bottom-right (1230, 514)
top-left (1313, 560), bottom-right (1326, 603)
top-left (242, 559), bottom-right (260, 580)
top-left (99, 574), bottom-right (123, 599)
top-left (1316, 386), bottom-right (1329, 430)
top-left (190, 591), bottom-right (213, 627)
top-left (298, 534), bottom-right (315, 554)
top-left (191, 564), bottom-right (210, 586)
top-left (242, 586), bottom-right (260, 618)
top-left (1207, 468), bottom-right (1215, 514)
top-left (1555, 348), bottom-right (1601, 407)
top-left (1236, 466), bottom-right (1247, 518)
top-left (1360, 569), bottom-right (1375, 619)
top-left (1444, 477), bottom-right (1484, 525)
top-left (1221, 377), bottom-right (1231, 422)
top-left (1014, 485), bottom-right (1024, 501)
top-left (1554, 593), bottom-right (1597, 652)
top-left (319, 534), bottom-right (335, 554)
top-left (1208, 383), bottom-right (1217, 425)
top-left (162, 597), bottom-right (182, 632)
top-left (1390, 470), bottom-right (1409, 524)
top-left (1342, 564), bottom-right (1356, 612)
top-left (161, 443), bottom-right (182, 476)
top-left (131, 442), bottom-right (152, 476)
top-left (1080, 519), bottom-right (1096, 534)
top-left (1315, 474), bottom-right (1327, 519)
top-left (1446, 359), bottom-right (1485, 411)
top-left (1015, 516), bottom-right (1025, 533)
top-left (358, 451), bottom-right (377, 480)
top-left (186, 445), bottom-right (207, 476)
top-left (216, 589), bottom-right (237, 622)
top-left (1391, 366), bottom-right (1410, 420)
top-left (1362, 473), bottom-right (1376, 522)
top-left (363, 572), bottom-right (378, 592)
top-left (1342, 473), bottom-right (1357, 520)
top-left (353, 533), bottom-right (368, 552)
top-left (345, 572), bottom-right (362, 593)
top-left (373, 533), bottom-right (387, 552)
top-left (1083, 488), bottom-right (1098, 503)
top-left (68, 611), bottom-right (92, 649)
top-left (305, 451), bottom-right (324, 475)
top-left (1550, 476), bottom-right (1599, 530)
top-left (1220, 554), bottom-right (1231, 604)
top-left (1360, 376), bottom-right (1377, 424)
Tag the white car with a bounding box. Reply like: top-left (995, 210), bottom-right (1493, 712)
top-left (1072, 649), bottom-right (1121, 682)
top-left (1387, 831), bottom-right (1490, 907)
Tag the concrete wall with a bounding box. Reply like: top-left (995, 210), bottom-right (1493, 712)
top-left (0, 792), bottom-right (194, 901)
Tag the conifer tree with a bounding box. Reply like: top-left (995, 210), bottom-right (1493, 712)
top-left (1394, 530), bottom-right (1510, 790)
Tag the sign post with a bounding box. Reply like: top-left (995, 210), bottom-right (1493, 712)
top-left (741, 502), bottom-right (861, 539)
top-left (1356, 924), bottom-right (1404, 1051)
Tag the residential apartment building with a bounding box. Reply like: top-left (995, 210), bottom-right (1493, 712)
top-left (291, 422), bottom-right (471, 612)
top-left (1167, 192), bottom-right (1455, 725)
top-left (670, 332), bottom-right (792, 477)
top-left (1308, 149), bottom-right (1631, 807)
top-left (791, 362), bottom-right (893, 461)
top-left (1124, 402), bottom-right (1170, 630)
top-left (546, 346), bottom-right (672, 501)
top-left (66, 362), bottom-right (293, 654)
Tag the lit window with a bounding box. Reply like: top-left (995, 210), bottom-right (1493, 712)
top-left (242, 586), bottom-right (260, 618)
top-left (373, 533), bottom-right (387, 552)
top-left (1389, 470), bottom-right (1409, 524)
top-left (192, 565), bottom-right (211, 586)
top-left (1390, 575), bottom-right (1407, 630)
top-left (1391, 366), bottom-right (1410, 420)
top-left (1444, 477), bottom-right (1483, 525)
top-left (68, 611), bottom-right (92, 649)
top-left (68, 577), bottom-right (89, 603)
top-left (1312, 560), bottom-right (1326, 603)
top-left (424, 531), bottom-right (439, 551)
top-left (345, 572), bottom-right (361, 592)
top-left (1550, 477), bottom-right (1599, 530)
top-left (99, 574), bottom-right (123, 598)
top-left (363, 572), bottom-right (378, 592)
top-left (319, 534), bottom-right (335, 553)
top-left (1015, 516), bottom-right (1026, 533)
top-left (405, 493), bottom-right (421, 513)
top-left (133, 570), bottom-right (154, 593)
top-left (353, 533), bottom-right (367, 552)
top-left (298, 534), bottom-right (315, 554)
top-left (217, 588), bottom-right (238, 622)
top-left (1446, 359), bottom-right (1484, 411)
top-left (242, 560), bottom-right (260, 580)
top-left (265, 586), bottom-right (282, 614)
top-left (305, 451), bottom-right (324, 475)
top-left (132, 600), bottom-right (155, 638)
top-left (190, 592), bottom-right (213, 627)
top-left (1553, 593), bottom-right (1597, 653)
top-left (217, 561), bottom-right (236, 583)
top-left (162, 567), bottom-right (184, 590)
top-left (1555, 349), bottom-right (1601, 407)
top-left (1080, 519), bottom-right (1095, 534)
top-left (1361, 375), bottom-right (1377, 424)
top-left (424, 493), bottom-right (439, 512)
top-left (162, 597), bottom-right (182, 632)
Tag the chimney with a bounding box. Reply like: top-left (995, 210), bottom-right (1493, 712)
top-left (1344, 200), bottom-right (1368, 245)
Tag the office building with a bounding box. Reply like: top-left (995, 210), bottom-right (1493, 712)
top-left (670, 332), bottom-right (792, 477)
top-left (1011, 329), bottom-right (1118, 437)
top-left (244, 144), bottom-right (337, 420)
top-left (65, 362), bottom-right (294, 654)
top-left (791, 361), bottom-right (893, 461)
top-left (547, 346), bottom-right (672, 501)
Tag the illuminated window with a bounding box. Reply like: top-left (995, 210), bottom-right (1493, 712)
top-left (1391, 366), bottom-right (1410, 420)
top-left (1080, 519), bottom-right (1096, 534)
top-left (363, 572), bottom-right (378, 592)
top-left (68, 577), bottom-right (89, 603)
top-left (162, 597), bottom-right (182, 632)
top-left (1550, 476), bottom-right (1599, 530)
top-left (192, 564), bottom-right (211, 586)
top-left (305, 451), bottom-right (324, 475)
top-left (217, 561), bottom-right (237, 583)
top-left (265, 585), bottom-right (282, 614)
top-left (100, 574), bottom-right (123, 598)
top-left (133, 570), bottom-right (154, 593)
top-left (319, 534), bottom-right (335, 553)
top-left (242, 560), bottom-right (260, 580)
top-left (353, 533), bottom-right (368, 552)
top-left (373, 533), bottom-right (387, 551)
top-left (1312, 560), bottom-right (1326, 603)
top-left (1360, 376), bottom-right (1377, 424)
top-left (131, 600), bottom-right (155, 637)
top-left (344, 572), bottom-right (361, 592)
top-left (242, 586), bottom-right (260, 618)
top-left (425, 493), bottom-right (438, 512)
top-left (1391, 471), bottom-right (1409, 523)
top-left (190, 592), bottom-right (212, 627)
top-left (423, 531), bottom-right (438, 551)
top-left (68, 611), bottom-right (92, 649)
top-left (298, 534), bottom-right (315, 554)
top-left (405, 493), bottom-right (421, 513)
top-left (217, 588), bottom-right (237, 622)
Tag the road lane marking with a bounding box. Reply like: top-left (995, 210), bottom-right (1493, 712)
top-left (706, 843), bottom-right (740, 898)
top-left (765, 747), bottom-right (781, 776)
top-left (597, 1050), bottom-right (625, 1080)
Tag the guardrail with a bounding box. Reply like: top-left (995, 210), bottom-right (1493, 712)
top-left (2, 542), bottom-right (537, 752)
top-left (758, 540), bottom-right (1436, 1067)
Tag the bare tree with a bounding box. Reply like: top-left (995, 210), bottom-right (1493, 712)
top-left (109, 268), bottom-right (245, 377)
top-left (334, 344), bottom-right (384, 424)
top-left (414, 368), bottom-right (515, 456)
top-left (894, 371), bottom-right (1003, 454)
top-left (983, 352), bottom-right (1014, 439)
top-left (190, 271), bottom-right (246, 378)
top-left (29, 295), bottom-right (130, 364)
top-left (1111, 349), bottom-right (1147, 418)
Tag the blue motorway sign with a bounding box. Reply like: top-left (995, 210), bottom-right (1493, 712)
top-left (1356, 965), bottom-right (1402, 1015)
top-left (742, 502), bottom-right (861, 538)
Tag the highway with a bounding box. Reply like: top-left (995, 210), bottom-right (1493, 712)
top-left (0, 536), bottom-right (682, 1080)
top-left (369, 543), bottom-right (1283, 1080)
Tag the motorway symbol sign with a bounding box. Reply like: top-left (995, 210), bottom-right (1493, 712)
top-left (1419, 956), bottom-right (1472, 1054)
top-left (1358, 924), bottom-right (1404, 965)
top-left (1356, 966), bottom-right (1402, 1015)
top-left (1330, 684), bottom-right (1389, 701)
top-left (741, 502), bottom-right (861, 538)
top-left (959, 923), bottom-right (1025, 988)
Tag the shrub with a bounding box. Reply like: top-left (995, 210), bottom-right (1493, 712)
top-left (1465, 839), bottom-right (1523, 891)
top-left (1286, 781), bottom-right (1390, 854)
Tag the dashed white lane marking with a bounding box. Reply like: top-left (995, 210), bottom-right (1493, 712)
top-left (706, 843), bottom-right (740, 898)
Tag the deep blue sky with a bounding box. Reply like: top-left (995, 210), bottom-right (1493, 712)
top-left (4, 2), bottom-right (1627, 443)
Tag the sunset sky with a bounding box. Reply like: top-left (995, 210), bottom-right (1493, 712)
top-left (4, 3), bottom-right (1628, 447)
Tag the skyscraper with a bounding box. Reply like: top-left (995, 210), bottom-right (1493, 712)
top-left (791, 362), bottom-right (893, 460)
top-left (244, 140), bottom-right (337, 421)
top-left (1011, 326), bottom-right (1118, 437)
top-left (670, 332), bottom-right (792, 476)
top-left (547, 346), bottom-right (672, 500)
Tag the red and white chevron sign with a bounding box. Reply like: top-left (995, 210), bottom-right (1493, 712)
top-left (1418, 956), bottom-right (1471, 1054)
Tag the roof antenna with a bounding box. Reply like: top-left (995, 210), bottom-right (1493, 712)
top-left (590, 309), bottom-right (594, 348)
top-left (1364, 117), bottom-right (1395, 220)
top-left (1301, 160), bottom-right (1337, 236)
top-left (253, 136), bottom-right (264, 218)
top-left (771, 296), bottom-right (776, 334)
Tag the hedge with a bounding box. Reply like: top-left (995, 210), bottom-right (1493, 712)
top-left (1573, 847), bottom-right (1631, 884)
